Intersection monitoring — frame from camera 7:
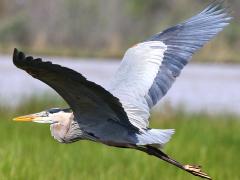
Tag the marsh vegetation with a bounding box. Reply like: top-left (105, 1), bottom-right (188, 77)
top-left (0, 96), bottom-right (239, 180)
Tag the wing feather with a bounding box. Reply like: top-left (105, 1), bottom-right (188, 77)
top-left (13, 49), bottom-right (139, 133)
top-left (109, 2), bottom-right (231, 129)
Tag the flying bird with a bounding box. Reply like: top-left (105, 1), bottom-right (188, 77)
top-left (13, 2), bottom-right (231, 179)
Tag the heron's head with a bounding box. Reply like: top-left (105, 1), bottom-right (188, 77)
top-left (13, 108), bottom-right (72, 123)
top-left (13, 108), bottom-right (77, 143)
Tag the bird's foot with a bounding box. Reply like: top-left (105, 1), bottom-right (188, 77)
top-left (184, 165), bottom-right (211, 179)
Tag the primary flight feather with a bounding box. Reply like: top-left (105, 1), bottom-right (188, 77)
top-left (13, 2), bottom-right (231, 179)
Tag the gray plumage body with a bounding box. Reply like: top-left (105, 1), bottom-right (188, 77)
top-left (13, 2), bottom-right (231, 179)
top-left (48, 109), bottom-right (172, 149)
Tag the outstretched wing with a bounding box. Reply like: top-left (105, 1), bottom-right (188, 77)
top-left (13, 49), bottom-right (139, 133)
top-left (109, 2), bottom-right (231, 129)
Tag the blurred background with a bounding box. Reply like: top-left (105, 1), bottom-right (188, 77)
top-left (0, 0), bottom-right (240, 180)
top-left (0, 0), bottom-right (239, 61)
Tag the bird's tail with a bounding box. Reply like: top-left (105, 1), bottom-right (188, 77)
top-left (136, 129), bottom-right (174, 148)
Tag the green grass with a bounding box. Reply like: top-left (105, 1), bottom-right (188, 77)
top-left (0, 97), bottom-right (239, 180)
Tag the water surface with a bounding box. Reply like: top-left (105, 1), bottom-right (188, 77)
top-left (1, 55), bottom-right (240, 115)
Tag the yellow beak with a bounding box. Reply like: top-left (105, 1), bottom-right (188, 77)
top-left (13, 115), bottom-right (36, 122)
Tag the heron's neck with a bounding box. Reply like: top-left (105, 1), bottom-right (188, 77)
top-left (63, 121), bottom-right (84, 143)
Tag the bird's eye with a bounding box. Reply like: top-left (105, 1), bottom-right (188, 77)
top-left (48, 108), bottom-right (61, 114)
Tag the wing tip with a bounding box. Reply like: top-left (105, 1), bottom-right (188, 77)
top-left (183, 0), bottom-right (233, 29)
top-left (13, 48), bottom-right (18, 55)
top-left (13, 48), bottom-right (18, 62)
top-left (146, 1), bottom-right (232, 42)
top-left (13, 48), bottom-right (26, 65)
top-left (200, 0), bottom-right (232, 20)
top-left (13, 48), bottom-right (20, 66)
top-left (13, 49), bottom-right (42, 68)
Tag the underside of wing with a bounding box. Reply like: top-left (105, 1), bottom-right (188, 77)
top-left (109, 41), bottom-right (167, 129)
top-left (13, 49), bottom-right (139, 133)
top-left (109, 2), bottom-right (231, 129)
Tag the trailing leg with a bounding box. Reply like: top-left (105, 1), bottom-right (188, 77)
top-left (136, 145), bottom-right (211, 179)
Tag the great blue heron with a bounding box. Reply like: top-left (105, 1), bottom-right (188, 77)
top-left (13, 2), bottom-right (231, 179)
